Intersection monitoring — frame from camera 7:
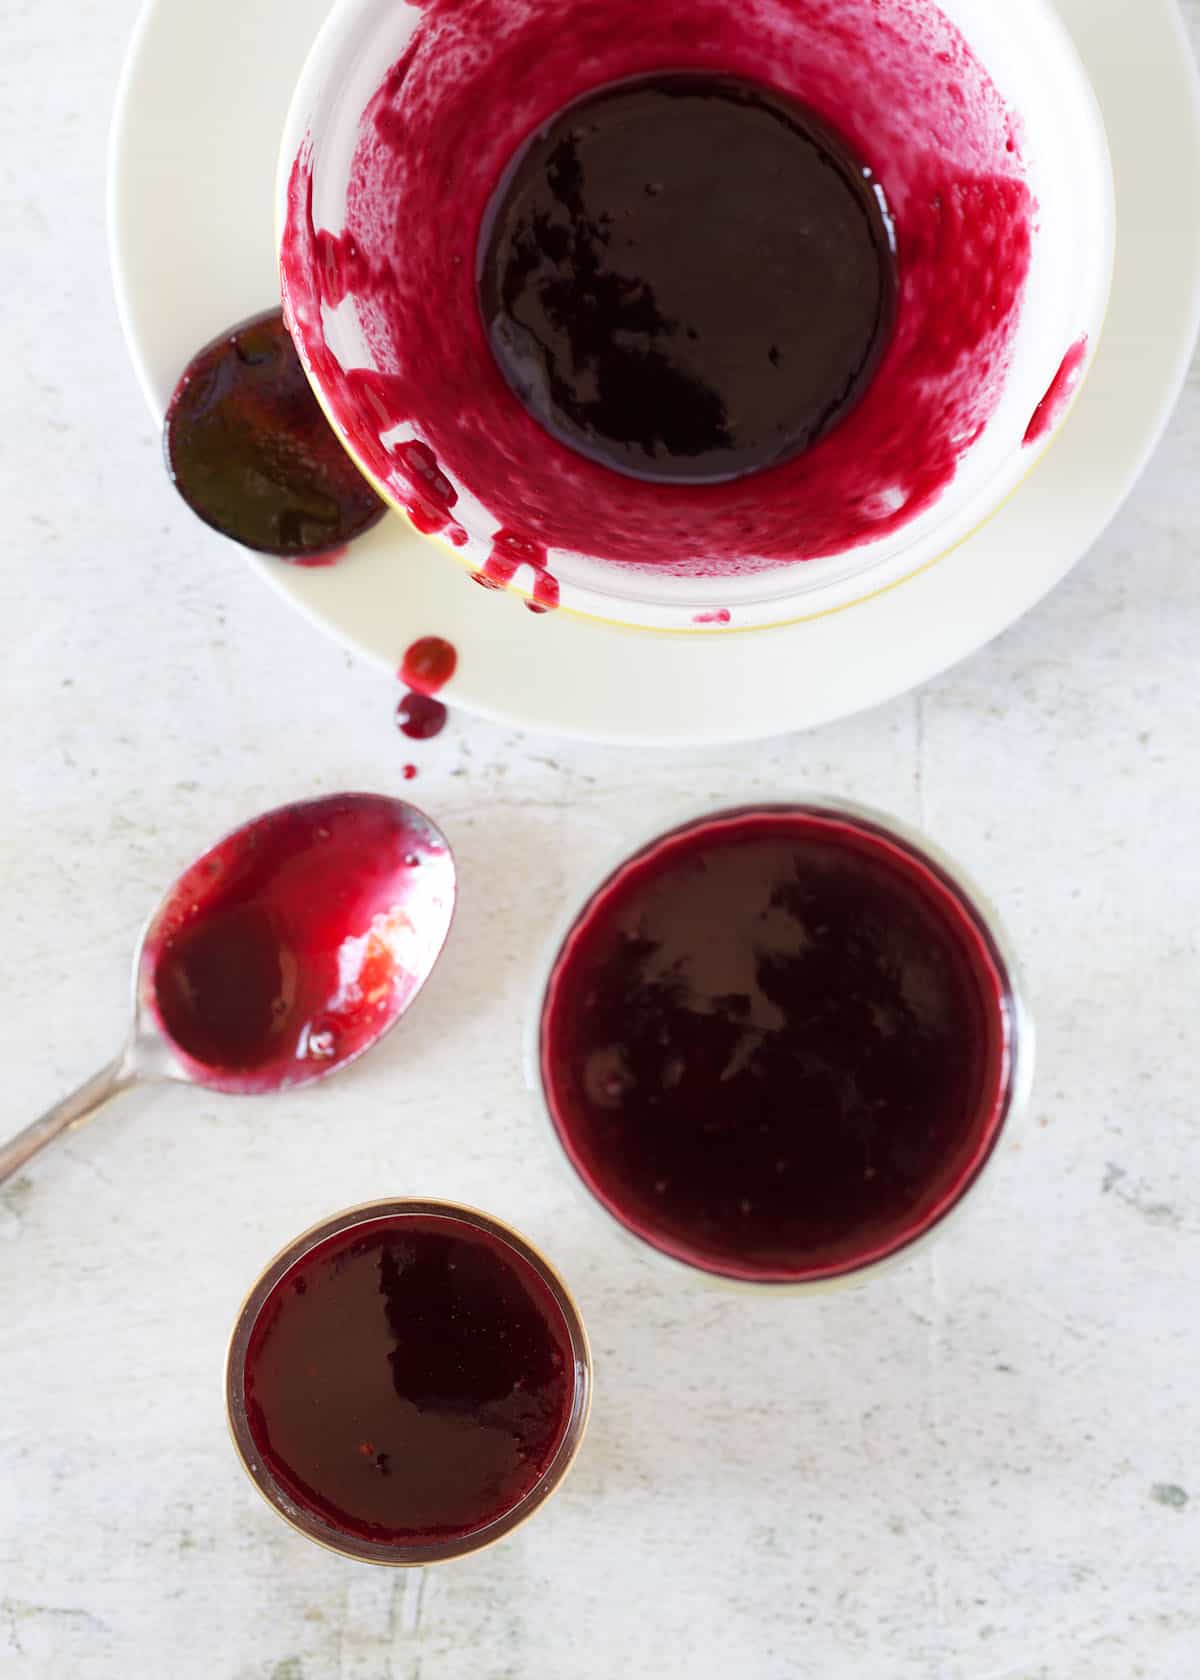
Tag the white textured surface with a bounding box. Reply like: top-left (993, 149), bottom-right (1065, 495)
top-left (2, 1), bottom-right (1199, 1675)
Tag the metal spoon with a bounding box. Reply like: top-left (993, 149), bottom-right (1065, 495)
top-left (0, 794), bottom-right (456, 1186)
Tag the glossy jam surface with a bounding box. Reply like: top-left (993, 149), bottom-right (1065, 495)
top-left (541, 810), bottom-right (1011, 1281)
top-left (281, 0), bottom-right (1032, 575)
top-left (143, 795), bottom-right (454, 1093)
top-left (243, 1214), bottom-right (576, 1544)
top-left (478, 74), bottom-right (896, 484)
top-left (164, 310), bottom-right (384, 558)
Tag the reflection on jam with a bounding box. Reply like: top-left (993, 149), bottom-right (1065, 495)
top-left (281, 0), bottom-right (1034, 573)
top-left (164, 309), bottom-right (385, 559)
top-left (145, 795), bottom-right (453, 1092)
top-left (396, 692), bottom-right (448, 739)
top-left (540, 809), bottom-right (1011, 1281)
top-left (243, 1215), bottom-right (575, 1543)
top-left (479, 75), bottom-right (897, 484)
top-left (1023, 336), bottom-right (1089, 446)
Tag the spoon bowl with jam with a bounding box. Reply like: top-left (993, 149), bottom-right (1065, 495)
top-left (0, 794), bottom-right (456, 1186)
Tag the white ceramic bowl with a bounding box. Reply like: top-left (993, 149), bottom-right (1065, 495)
top-left (277, 0), bottom-right (1113, 632)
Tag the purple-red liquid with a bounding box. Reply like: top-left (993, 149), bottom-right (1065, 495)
top-left (142, 795), bottom-right (453, 1093)
top-left (395, 635), bottom-right (455, 740)
top-left (396, 694), bottom-right (448, 739)
top-left (399, 636), bottom-right (458, 695)
top-left (478, 74), bottom-right (896, 484)
top-left (242, 1214), bottom-right (576, 1544)
top-left (540, 809), bottom-right (1013, 1282)
top-left (164, 309), bottom-right (384, 559)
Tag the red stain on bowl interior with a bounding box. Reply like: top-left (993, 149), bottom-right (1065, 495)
top-left (281, 0), bottom-right (1034, 578)
top-left (395, 636), bottom-right (456, 742)
top-left (1023, 336), bottom-right (1089, 446)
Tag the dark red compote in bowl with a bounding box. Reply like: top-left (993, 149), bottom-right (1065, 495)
top-left (478, 73), bottom-right (897, 486)
top-left (537, 805), bottom-right (1029, 1286)
top-left (226, 1201), bottom-right (592, 1563)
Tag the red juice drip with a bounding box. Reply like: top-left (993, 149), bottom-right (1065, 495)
top-left (397, 693), bottom-right (448, 739)
top-left (243, 1215), bottom-right (575, 1544)
top-left (1023, 336), bottom-right (1089, 446)
top-left (142, 795), bottom-right (453, 1093)
top-left (540, 809), bottom-right (1012, 1283)
top-left (532, 569), bottom-right (560, 612)
top-left (399, 635), bottom-right (457, 694)
top-left (313, 229), bottom-right (371, 308)
top-left (481, 530), bottom-right (559, 610)
top-left (293, 545), bottom-right (349, 568)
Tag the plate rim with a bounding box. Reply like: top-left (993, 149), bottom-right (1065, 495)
top-left (107, 0), bottom-right (1200, 746)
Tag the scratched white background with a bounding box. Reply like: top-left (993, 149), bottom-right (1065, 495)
top-left (2, 0), bottom-right (1199, 1675)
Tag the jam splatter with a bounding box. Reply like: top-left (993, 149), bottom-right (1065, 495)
top-left (479, 75), bottom-right (897, 485)
top-left (471, 530), bottom-right (560, 610)
top-left (693, 609), bottom-right (732, 625)
top-left (164, 309), bottom-right (385, 559)
top-left (395, 637), bottom-right (455, 742)
top-left (1023, 336), bottom-right (1089, 446)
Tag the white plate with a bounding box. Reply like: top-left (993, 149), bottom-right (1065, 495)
top-left (109, 0), bottom-right (1200, 745)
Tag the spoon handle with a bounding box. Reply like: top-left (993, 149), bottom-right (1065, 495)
top-left (0, 1056), bottom-right (137, 1186)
